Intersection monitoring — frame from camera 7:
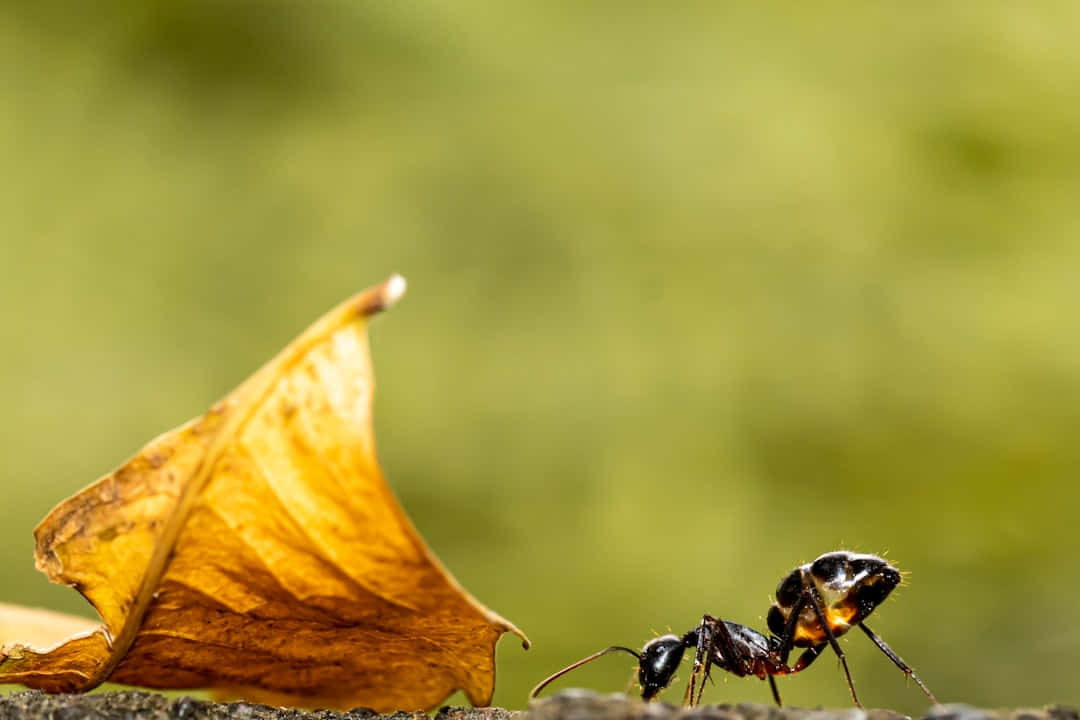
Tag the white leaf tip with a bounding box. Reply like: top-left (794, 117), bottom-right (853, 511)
top-left (384, 274), bottom-right (407, 307)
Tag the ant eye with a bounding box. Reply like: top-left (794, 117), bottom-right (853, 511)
top-left (810, 553), bottom-right (845, 581)
top-left (776, 570), bottom-right (802, 605)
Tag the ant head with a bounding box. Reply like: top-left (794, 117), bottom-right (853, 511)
top-left (529, 635), bottom-right (688, 702)
top-left (638, 634), bottom-right (686, 700)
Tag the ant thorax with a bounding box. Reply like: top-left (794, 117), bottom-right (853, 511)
top-left (767, 551), bottom-right (902, 646)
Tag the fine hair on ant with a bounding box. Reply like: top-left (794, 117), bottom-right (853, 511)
top-left (530, 550), bottom-right (938, 708)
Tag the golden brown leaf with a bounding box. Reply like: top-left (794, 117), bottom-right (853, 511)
top-left (0, 276), bottom-right (528, 711)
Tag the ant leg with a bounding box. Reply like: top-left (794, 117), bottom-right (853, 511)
top-left (803, 582), bottom-right (862, 708)
top-left (693, 616), bottom-right (745, 707)
top-left (685, 616), bottom-right (712, 707)
top-left (767, 675), bottom-right (782, 706)
top-left (859, 624), bottom-right (939, 705)
top-left (764, 641), bottom-right (824, 708)
top-left (775, 596), bottom-right (807, 665)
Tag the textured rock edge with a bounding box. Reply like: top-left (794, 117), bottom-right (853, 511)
top-left (0, 690), bottom-right (1076, 720)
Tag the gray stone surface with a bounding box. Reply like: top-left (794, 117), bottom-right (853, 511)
top-left (0, 690), bottom-right (1075, 720)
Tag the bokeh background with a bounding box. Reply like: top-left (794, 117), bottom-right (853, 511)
top-left (4, 2), bottom-right (1080, 713)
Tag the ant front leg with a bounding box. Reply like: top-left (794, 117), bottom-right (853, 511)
top-left (691, 615), bottom-right (745, 707)
top-left (684, 616), bottom-right (713, 707)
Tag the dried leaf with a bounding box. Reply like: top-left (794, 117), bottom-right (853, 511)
top-left (0, 276), bottom-right (528, 711)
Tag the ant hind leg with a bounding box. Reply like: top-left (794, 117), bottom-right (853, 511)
top-left (858, 623), bottom-right (938, 705)
top-left (767, 675), bottom-right (782, 706)
top-left (765, 642), bottom-right (823, 707)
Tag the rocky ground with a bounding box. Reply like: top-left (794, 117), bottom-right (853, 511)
top-left (0, 690), bottom-right (1075, 720)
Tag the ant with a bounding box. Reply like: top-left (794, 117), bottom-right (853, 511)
top-left (530, 551), bottom-right (938, 708)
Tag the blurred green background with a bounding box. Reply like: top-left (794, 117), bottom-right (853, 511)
top-left (3, 1), bottom-right (1079, 713)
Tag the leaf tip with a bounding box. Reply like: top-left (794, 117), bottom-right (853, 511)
top-left (502, 619), bottom-right (531, 650)
top-left (384, 273), bottom-right (407, 307)
top-left (353, 274), bottom-right (407, 316)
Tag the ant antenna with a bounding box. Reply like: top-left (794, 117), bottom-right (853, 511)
top-left (530, 646), bottom-right (642, 699)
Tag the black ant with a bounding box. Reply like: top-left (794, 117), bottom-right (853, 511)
top-left (530, 551), bottom-right (938, 708)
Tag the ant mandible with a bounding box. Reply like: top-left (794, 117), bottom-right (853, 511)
top-left (530, 550), bottom-right (938, 708)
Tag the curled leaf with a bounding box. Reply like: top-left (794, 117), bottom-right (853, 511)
top-left (0, 275), bottom-right (527, 711)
